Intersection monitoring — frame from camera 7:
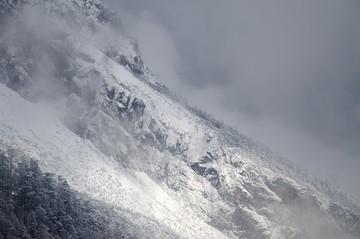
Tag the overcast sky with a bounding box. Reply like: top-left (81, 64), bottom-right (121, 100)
top-left (104, 0), bottom-right (360, 196)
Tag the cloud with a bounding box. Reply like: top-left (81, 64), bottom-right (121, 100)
top-left (127, 12), bottom-right (181, 90)
top-left (104, 0), bottom-right (360, 196)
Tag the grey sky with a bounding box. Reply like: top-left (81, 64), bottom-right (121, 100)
top-left (104, 0), bottom-right (360, 196)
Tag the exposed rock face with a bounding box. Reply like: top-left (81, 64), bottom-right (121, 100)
top-left (191, 152), bottom-right (221, 188)
top-left (0, 1), bottom-right (359, 239)
top-left (330, 203), bottom-right (360, 237)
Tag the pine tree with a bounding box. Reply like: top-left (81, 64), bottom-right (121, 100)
top-left (0, 151), bottom-right (127, 239)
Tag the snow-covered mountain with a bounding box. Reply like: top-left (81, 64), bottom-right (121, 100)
top-left (0, 0), bottom-right (359, 238)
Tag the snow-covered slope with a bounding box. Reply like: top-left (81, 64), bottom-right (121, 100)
top-left (0, 81), bottom-right (227, 239)
top-left (0, 0), bottom-right (359, 238)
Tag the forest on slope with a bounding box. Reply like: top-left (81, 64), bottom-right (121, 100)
top-left (0, 149), bottom-right (132, 239)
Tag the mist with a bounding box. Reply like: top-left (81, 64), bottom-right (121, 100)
top-left (104, 0), bottom-right (360, 197)
top-left (0, 1), bottom-right (359, 237)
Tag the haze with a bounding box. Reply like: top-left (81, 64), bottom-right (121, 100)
top-left (104, 0), bottom-right (360, 197)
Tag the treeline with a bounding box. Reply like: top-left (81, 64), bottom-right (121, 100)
top-left (0, 150), bottom-right (129, 239)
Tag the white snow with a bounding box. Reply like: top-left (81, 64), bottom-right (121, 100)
top-left (0, 82), bottom-right (228, 239)
top-left (1, 1), bottom-right (359, 237)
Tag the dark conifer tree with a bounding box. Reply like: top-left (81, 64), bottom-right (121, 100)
top-left (0, 150), bottom-right (127, 239)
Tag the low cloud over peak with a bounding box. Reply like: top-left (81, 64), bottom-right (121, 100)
top-left (105, 0), bottom-right (360, 196)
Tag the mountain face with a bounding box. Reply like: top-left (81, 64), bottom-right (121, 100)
top-left (0, 1), bottom-right (359, 238)
top-left (0, 152), bottom-right (133, 239)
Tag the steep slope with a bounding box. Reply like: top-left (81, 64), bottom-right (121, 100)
top-left (0, 153), bottom-right (131, 239)
top-left (0, 0), bottom-right (359, 238)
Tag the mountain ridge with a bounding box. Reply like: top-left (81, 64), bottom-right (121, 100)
top-left (0, 0), bottom-right (359, 238)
